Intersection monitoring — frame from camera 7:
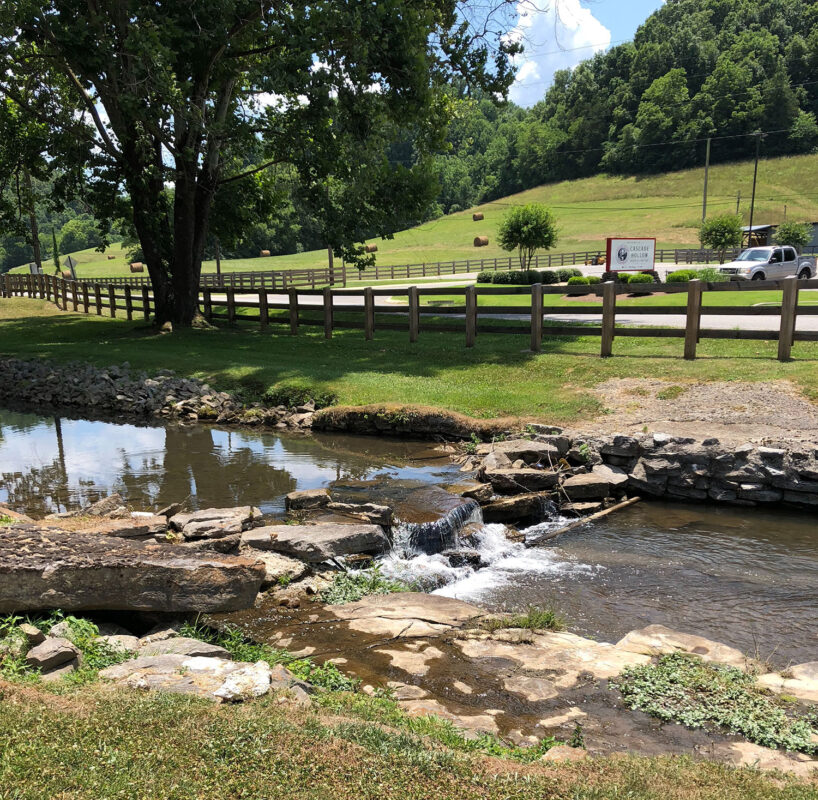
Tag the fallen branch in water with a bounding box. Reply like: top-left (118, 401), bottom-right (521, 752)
top-left (525, 495), bottom-right (641, 547)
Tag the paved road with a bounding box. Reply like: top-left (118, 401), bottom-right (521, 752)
top-left (232, 278), bottom-right (818, 332)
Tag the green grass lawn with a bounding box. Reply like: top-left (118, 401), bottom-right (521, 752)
top-left (2, 682), bottom-right (811, 800)
top-left (10, 152), bottom-right (818, 280)
top-left (3, 297), bottom-right (818, 422)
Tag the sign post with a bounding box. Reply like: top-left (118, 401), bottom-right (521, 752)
top-left (605, 237), bottom-right (657, 278)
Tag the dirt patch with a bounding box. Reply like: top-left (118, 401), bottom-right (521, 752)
top-left (580, 379), bottom-right (818, 445)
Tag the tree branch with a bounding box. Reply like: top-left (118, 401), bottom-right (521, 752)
top-left (218, 158), bottom-right (284, 185)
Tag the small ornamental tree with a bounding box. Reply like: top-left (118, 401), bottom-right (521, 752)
top-left (699, 213), bottom-right (743, 263)
top-left (774, 221), bottom-right (812, 253)
top-left (497, 203), bottom-right (558, 269)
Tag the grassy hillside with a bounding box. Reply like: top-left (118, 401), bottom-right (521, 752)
top-left (11, 153), bottom-right (818, 279)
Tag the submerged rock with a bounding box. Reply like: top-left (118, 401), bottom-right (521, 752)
top-left (0, 526), bottom-right (265, 613)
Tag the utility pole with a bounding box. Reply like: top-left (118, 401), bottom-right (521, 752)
top-left (702, 137), bottom-right (711, 223)
top-left (736, 191), bottom-right (741, 215)
top-left (747, 132), bottom-right (764, 248)
top-left (784, 204), bottom-right (788, 221)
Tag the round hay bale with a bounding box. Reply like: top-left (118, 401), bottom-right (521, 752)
top-left (472, 212), bottom-right (484, 221)
top-left (129, 262), bottom-right (144, 273)
top-left (473, 236), bottom-right (489, 247)
top-left (365, 243), bottom-right (378, 253)
top-left (107, 255), bottom-right (116, 260)
top-left (259, 249), bottom-right (271, 257)
top-left (61, 270), bottom-right (73, 280)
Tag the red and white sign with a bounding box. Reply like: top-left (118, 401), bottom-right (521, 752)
top-left (605, 237), bottom-right (656, 271)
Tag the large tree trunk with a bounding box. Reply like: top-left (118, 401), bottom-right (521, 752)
top-left (22, 168), bottom-right (41, 271)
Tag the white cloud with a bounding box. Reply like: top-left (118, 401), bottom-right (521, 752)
top-left (507, 0), bottom-right (611, 107)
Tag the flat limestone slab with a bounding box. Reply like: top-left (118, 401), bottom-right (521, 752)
top-left (262, 523), bottom-right (389, 562)
top-left (328, 592), bottom-right (484, 637)
top-left (0, 526), bottom-right (265, 613)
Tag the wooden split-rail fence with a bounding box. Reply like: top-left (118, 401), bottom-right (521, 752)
top-left (74, 247), bottom-right (752, 291)
top-left (3, 271), bottom-right (817, 362)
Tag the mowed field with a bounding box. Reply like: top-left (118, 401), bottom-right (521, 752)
top-left (11, 153), bottom-right (818, 279)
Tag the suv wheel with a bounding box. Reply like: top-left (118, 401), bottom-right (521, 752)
top-left (799, 268), bottom-right (811, 280)
top-left (751, 272), bottom-right (765, 281)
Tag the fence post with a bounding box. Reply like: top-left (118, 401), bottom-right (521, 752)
top-left (323, 287), bottom-right (333, 339)
top-left (530, 283), bottom-right (543, 352)
top-left (81, 284), bottom-right (90, 314)
top-left (600, 280), bottom-right (616, 357)
top-left (259, 289), bottom-right (269, 330)
top-left (465, 285), bottom-right (477, 348)
top-left (288, 289), bottom-right (299, 334)
top-left (684, 279), bottom-right (702, 360)
top-left (408, 286), bottom-right (419, 343)
top-left (778, 276), bottom-right (799, 362)
top-left (226, 287), bottom-right (236, 324)
top-left (202, 287), bottom-right (212, 321)
top-left (141, 286), bottom-right (150, 320)
top-left (124, 285), bottom-right (133, 320)
top-left (94, 284), bottom-right (102, 315)
top-left (108, 285), bottom-right (116, 317)
top-left (364, 287), bottom-right (374, 340)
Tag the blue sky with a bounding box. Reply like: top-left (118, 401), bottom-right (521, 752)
top-left (508, 0), bottom-right (665, 107)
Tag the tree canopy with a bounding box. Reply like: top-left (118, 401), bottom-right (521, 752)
top-left (699, 213), bottom-right (743, 262)
top-left (497, 203), bottom-right (558, 268)
top-left (0, 0), bottom-right (519, 322)
top-left (773, 221), bottom-right (812, 251)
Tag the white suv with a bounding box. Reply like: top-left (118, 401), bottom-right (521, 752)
top-left (718, 246), bottom-right (815, 281)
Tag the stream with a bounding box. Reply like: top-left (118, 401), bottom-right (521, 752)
top-left (1, 408), bottom-right (816, 664)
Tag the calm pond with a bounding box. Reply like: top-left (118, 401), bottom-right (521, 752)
top-left (2, 408), bottom-right (816, 664)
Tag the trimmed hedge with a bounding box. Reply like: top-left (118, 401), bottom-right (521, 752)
top-left (666, 269), bottom-right (698, 283)
top-left (587, 276), bottom-right (601, 285)
top-left (567, 276), bottom-right (590, 285)
top-left (477, 269), bottom-right (561, 285)
top-left (627, 273), bottom-right (655, 284)
top-left (557, 267), bottom-right (583, 282)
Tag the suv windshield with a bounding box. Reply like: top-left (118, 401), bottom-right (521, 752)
top-left (736, 249), bottom-right (770, 262)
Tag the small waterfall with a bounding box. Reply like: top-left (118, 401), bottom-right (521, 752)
top-left (394, 498), bottom-right (482, 555)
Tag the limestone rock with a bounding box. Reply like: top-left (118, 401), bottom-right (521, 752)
top-left (757, 662), bottom-right (818, 703)
top-left (481, 493), bottom-right (551, 523)
top-left (0, 526), bottom-right (265, 613)
top-left (265, 523), bottom-right (389, 563)
top-left (99, 634), bottom-right (140, 654)
top-left (240, 527), bottom-right (279, 551)
top-left (590, 464), bottom-right (628, 490)
top-left (26, 637), bottom-right (81, 671)
top-left (41, 658), bottom-right (80, 682)
top-left (479, 451), bottom-right (513, 472)
top-left (169, 507), bottom-right (260, 541)
top-left (213, 661), bottom-right (272, 702)
top-left (285, 489), bottom-right (331, 511)
top-left (484, 469), bottom-right (559, 494)
top-left (460, 483), bottom-right (493, 503)
top-left (86, 515), bottom-right (168, 539)
top-left (561, 472), bottom-right (612, 500)
top-left (84, 494), bottom-right (128, 517)
top-left (326, 502), bottom-right (393, 526)
top-left (476, 439), bottom-right (560, 465)
top-left (250, 551), bottom-right (310, 589)
top-left (614, 625), bottom-right (753, 669)
top-left (137, 636), bottom-right (230, 659)
top-left (329, 592), bottom-right (483, 638)
top-left (17, 622), bottom-right (45, 647)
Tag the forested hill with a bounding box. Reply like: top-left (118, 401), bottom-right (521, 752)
top-left (436, 0), bottom-right (818, 213)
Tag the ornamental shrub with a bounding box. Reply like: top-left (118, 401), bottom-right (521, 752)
top-left (567, 276), bottom-right (590, 285)
top-left (627, 273), bottom-right (654, 284)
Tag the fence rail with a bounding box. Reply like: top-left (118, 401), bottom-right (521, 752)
top-left (4, 271), bottom-right (815, 362)
top-left (82, 247), bottom-right (751, 290)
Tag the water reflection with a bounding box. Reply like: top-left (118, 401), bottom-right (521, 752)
top-left (0, 409), bottom-right (454, 518)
